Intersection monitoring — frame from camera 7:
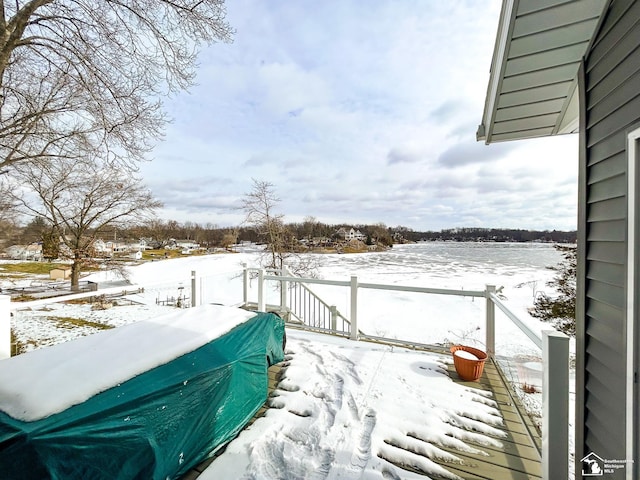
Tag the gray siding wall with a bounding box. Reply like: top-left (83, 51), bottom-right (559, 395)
top-left (581, 0), bottom-right (640, 473)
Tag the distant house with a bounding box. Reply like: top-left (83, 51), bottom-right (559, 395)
top-left (478, 1), bottom-right (639, 477)
top-left (336, 228), bottom-right (366, 242)
top-left (92, 239), bottom-right (111, 257)
top-left (138, 238), bottom-right (152, 251)
top-left (6, 244), bottom-right (43, 261)
top-left (173, 240), bottom-right (201, 254)
top-left (107, 241), bottom-right (129, 253)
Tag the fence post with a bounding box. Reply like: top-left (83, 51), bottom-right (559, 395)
top-left (242, 263), bottom-right (248, 307)
top-left (258, 269), bottom-right (265, 312)
top-left (542, 330), bottom-right (569, 480)
top-left (350, 276), bottom-right (358, 340)
top-left (485, 285), bottom-right (496, 357)
top-left (330, 306), bottom-right (338, 331)
top-left (191, 270), bottom-right (197, 307)
top-left (0, 295), bottom-right (9, 359)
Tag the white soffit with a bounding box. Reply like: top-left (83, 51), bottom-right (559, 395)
top-left (477, 0), bottom-right (608, 144)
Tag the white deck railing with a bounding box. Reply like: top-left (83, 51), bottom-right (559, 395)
top-left (0, 266), bottom-right (569, 480)
top-left (244, 266), bottom-right (569, 480)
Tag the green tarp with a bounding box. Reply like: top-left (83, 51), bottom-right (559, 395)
top-left (0, 310), bottom-right (285, 480)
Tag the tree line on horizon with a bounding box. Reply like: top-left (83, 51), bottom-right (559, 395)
top-left (2, 216), bottom-right (576, 253)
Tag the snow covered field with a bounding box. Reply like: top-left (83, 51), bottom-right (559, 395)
top-left (5, 242), bottom-right (570, 479)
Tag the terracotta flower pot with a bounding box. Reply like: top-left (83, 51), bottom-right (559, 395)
top-left (450, 345), bottom-right (488, 381)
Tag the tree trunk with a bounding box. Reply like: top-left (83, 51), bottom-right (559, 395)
top-left (71, 256), bottom-right (81, 289)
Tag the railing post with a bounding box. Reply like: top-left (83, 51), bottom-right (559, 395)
top-left (350, 276), bottom-right (358, 340)
top-left (485, 285), bottom-right (496, 357)
top-left (330, 306), bottom-right (338, 331)
top-left (191, 270), bottom-right (197, 307)
top-left (280, 268), bottom-right (288, 314)
top-left (542, 330), bottom-right (569, 480)
top-left (242, 263), bottom-right (248, 307)
top-left (258, 269), bottom-right (265, 312)
top-left (0, 295), bottom-right (9, 359)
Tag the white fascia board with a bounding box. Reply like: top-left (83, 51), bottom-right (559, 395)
top-left (479, 0), bottom-right (516, 144)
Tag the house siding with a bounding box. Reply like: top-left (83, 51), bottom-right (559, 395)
top-left (580, 0), bottom-right (640, 476)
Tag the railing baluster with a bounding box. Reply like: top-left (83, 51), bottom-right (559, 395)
top-left (331, 306), bottom-right (337, 331)
top-left (242, 264), bottom-right (248, 306)
top-left (191, 270), bottom-right (197, 307)
top-left (0, 295), bottom-right (10, 359)
top-left (485, 285), bottom-right (496, 358)
top-left (257, 269), bottom-right (265, 312)
top-left (350, 276), bottom-right (358, 340)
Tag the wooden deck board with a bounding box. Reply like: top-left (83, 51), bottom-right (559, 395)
top-left (183, 352), bottom-right (541, 480)
top-left (432, 359), bottom-right (542, 480)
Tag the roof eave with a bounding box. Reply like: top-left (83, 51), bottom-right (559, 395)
top-left (477, 0), bottom-right (516, 145)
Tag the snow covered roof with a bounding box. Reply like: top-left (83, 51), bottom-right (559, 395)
top-left (477, 0), bottom-right (607, 144)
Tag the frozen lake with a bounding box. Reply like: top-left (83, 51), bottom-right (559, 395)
top-left (292, 242), bottom-right (564, 355)
top-left (12, 241), bottom-right (566, 360)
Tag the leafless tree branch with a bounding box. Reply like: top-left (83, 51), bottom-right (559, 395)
top-left (0, 0), bottom-right (232, 171)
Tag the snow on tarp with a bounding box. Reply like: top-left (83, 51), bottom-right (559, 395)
top-left (0, 304), bottom-right (285, 480)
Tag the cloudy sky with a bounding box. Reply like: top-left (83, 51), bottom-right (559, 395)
top-left (142, 0), bottom-right (579, 232)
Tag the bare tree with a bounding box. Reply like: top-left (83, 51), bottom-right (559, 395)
top-left (241, 179), bottom-right (318, 276)
top-left (242, 179), bottom-right (289, 270)
top-left (0, 1), bottom-right (233, 172)
top-left (10, 155), bottom-right (162, 287)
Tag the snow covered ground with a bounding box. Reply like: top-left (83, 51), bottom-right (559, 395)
top-left (203, 330), bottom-right (505, 480)
top-left (5, 242), bottom-right (572, 479)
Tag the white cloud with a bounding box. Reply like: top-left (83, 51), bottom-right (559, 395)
top-left (144, 0), bottom-right (577, 232)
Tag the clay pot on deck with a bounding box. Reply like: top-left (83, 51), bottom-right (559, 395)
top-left (450, 345), bottom-right (488, 381)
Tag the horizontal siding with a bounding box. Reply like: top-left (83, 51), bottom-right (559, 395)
top-left (589, 68), bottom-right (640, 130)
top-left (586, 261), bottom-right (625, 287)
top-left (585, 340), bottom-right (625, 394)
top-left (586, 296), bottom-right (625, 324)
top-left (584, 380), bottom-right (625, 432)
top-left (587, 240), bottom-right (626, 264)
top-left (587, 196), bottom-right (626, 222)
top-left (587, 150), bottom-right (625, 182)
top-left (588, 49), bottom-right (640, 108)
top-left (583, 0), bottom-right (639, 467)
top-left (586, 219), bottom-right (625, 241)
top-left (586, 172), bottom-right (625, 202)
top-left (586, 0), bottom-right (639, 81)
top-left (584, 405), bottom-right (625, 460)
top-left (586, 277), bottom-right (625, 310)
top-left (587, 130), bottom-right (626, 165)
top-left (587, 91), bottom-right (640, 146)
